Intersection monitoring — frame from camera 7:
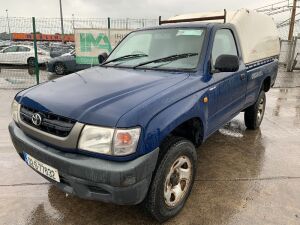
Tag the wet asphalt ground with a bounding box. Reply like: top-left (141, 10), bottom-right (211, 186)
top-left (0, 68), bottom-right (300, 225)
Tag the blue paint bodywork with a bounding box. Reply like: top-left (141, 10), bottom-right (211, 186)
top-left (15, 23), bottom-right (279, 161)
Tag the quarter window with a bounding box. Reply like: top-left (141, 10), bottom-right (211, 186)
top-left (211, 29), bottom-right (238, 68)
top-left (18, 46), bottom-right (31, 52)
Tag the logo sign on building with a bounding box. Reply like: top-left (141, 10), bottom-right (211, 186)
top-left (75, 28), bottom-right (132, 65)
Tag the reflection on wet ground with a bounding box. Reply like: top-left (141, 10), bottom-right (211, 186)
top-left (274, 67), bottom-right (300, 88)
top-left (0, 88), bottom-right (300, 224)
top-left (0, 65), bottom-right (60, 89)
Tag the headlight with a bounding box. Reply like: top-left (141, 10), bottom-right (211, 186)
top-left (11, 100), bottom-right (19, 122)
top-left (78, 125), bottom-right (141, 156)
top-left (78, 126), bottom-right (114, 155)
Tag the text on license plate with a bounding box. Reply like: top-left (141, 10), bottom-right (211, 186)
top-left (24, 152), bottom-right (60, 182)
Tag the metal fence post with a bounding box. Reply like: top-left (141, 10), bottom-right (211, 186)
top-left (107, 17), bottom-right (111, 29)
top-left (287, 37), bottom-right (297, 72)
top-left (107, 17), bottom-right (111, 51)
top-left (32, 17), bottom-right (39, 84)
top-left (286, 40), bottom-right (293, 71)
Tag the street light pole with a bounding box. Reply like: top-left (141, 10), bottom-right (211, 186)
top-left (5, 9), bottom-right (11, 41)
top-left (288, 0), bottom-right (297, 41)
top-left (72, 13), bottom-right (75, 34)
top-left (59, 0), bottom-right (65, 43)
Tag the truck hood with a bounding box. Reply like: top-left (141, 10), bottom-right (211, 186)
top-left (17, 67), bottom-right (189, 127)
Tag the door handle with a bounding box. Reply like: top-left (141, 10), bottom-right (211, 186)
top-left (240, 73), bottom-right (246, 80)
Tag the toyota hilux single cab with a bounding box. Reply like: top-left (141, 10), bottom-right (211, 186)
top-left (9, 9), bottom-right (280, 222)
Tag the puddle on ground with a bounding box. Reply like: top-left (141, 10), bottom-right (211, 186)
top-left (219, 119), bottom-right (245, 138)
top-left (5, 78), bottom-right (27, 84)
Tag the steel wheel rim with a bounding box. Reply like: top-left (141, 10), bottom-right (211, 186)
top-left (257, 97), bottom-right (265, 122)
top-left (164, 155), bottom-right (192, 208)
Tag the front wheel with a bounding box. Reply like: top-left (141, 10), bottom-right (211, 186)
top-left (54, 62), bottom-right (66, 75)
top-left (244, 91), bottom-right (266, 130)
top-left (143, 137), bottom-right (197, 222)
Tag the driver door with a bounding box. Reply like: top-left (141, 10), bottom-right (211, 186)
top-left (207, 29), bottom-right (247, 134)
top-left (17, 46), bottom-right (31, 64)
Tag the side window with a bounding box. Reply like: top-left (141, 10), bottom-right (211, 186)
top-left (18, 46), bottom-right (30, 52)
top-left (211, 29), bottom-right (238, 68)
top-left (3, 46), bottom-right (18, 53)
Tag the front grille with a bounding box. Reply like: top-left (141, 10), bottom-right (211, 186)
top-left (20, 105), bottom-right (76, 137)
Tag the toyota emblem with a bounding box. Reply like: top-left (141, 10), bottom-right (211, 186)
top-left (32, 113), bottom-right (42, 126)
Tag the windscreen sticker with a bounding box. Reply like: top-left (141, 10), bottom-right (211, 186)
top-left (176, 30), bottom-right (204, 36)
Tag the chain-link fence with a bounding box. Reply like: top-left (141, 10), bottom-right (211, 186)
top-left (1, 15), bottom-right (299, 90)
top-left (0, 17), bottom-right (158, 89)
top-left (279, 40), bottom-right (291, 65)
top-left (277, 19), bottom-right (300, 40)
top-left (281, 35), bottom-right (300, 72)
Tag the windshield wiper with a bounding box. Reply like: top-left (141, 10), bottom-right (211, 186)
top-left (101, 54), bottom-right (148, 66)
top-left (133, 53), bottom-right (198, 69)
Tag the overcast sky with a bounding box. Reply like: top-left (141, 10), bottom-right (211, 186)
top-left (0, 0), bottom-right (284, 19)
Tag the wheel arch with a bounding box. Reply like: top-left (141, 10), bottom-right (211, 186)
top-left (167, 117), bottom-right (204, 147)
top-left (143, 96), bottom-right (206, 154)
top-left (262, 76), bottom-right (271, 92)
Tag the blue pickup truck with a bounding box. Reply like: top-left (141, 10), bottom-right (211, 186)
top-left (9, 10), bottom-right (279, 222)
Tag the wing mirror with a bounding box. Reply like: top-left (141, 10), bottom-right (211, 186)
top-left (214, 54), bottom-right (239, 73)
top-left (98, 52), bottom-right (108, 64)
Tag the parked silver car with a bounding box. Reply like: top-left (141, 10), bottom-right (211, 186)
top-left (47, 50), bottom-right (92, 75)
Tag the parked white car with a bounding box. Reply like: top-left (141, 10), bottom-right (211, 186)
top-left (0, 45), bottom-right (51, 66)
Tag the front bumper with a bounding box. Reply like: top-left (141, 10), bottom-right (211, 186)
top-left (9, 122), bottom-right (159, 205)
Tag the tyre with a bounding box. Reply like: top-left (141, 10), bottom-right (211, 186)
top-left (27, 57), bottom-right (35, 67)
top-left (54, 62), bottom-right (66, 75)
top-left (143, 137), bottom-right (197, 222)
top-left (244, 91), bottom-right (266, 130)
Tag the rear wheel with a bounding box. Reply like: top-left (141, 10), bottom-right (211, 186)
top-left (244, 91), bottom-right (266, 130)
top-left (27, 57), bottom-right (35, 67)
top-left (54, 62), bottom-right (66, 75)
top-left (143, 137), bottom-right (197, 222)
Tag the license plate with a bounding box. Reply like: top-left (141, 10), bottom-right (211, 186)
top-left (24, 152), bottom-right (60, 182)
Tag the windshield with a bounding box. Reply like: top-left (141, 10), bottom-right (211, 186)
top-left (104, 28), bottom-right (205, 71)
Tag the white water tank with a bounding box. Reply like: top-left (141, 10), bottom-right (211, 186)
top-left (168, 9), bottom-right (280, 64)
